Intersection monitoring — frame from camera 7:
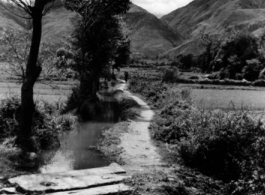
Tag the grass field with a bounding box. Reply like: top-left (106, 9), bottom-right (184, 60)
top-left (0, 81), bottom-right (73, 103)
top-left (191, 88), bottom-right (265, 111)
top-left (121, 67), bottom-right (265, 112)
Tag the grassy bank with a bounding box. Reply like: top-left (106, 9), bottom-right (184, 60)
top-left (128, 73), bottom-right (265, 195)
top-left (0, 94), bottom-right (73, 179)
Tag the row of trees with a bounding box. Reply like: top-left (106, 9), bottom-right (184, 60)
top-left (65, 0), bottom-right (130, 102)
top-left (0, 0), bottom-right (131, 150)
top-left (172, 32), bottom-right (265, 81)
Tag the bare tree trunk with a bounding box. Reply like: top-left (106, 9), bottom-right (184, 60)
top-left (17, 8), bottom-right (43, 150)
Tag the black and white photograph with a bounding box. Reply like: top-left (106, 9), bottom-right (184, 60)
top-left (0, 0), bottom-right (265, 194)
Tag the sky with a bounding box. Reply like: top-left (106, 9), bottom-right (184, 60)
top-left (131, 0), bottom-right (193, 18)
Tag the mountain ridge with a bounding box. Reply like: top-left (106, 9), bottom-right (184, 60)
top-left (161, 0), bottom-right (265, 57)
top-left (0, 3), bottom-right (183, 58)
top-left (125, 4), bottom-right (183, 57)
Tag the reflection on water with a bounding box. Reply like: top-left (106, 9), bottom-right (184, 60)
top-left (40, 122), bottom-right (113, 173)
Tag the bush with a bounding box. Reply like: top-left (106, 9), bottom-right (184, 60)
top-left (0, 95), bottom-right (63, 152)
top-left (61, 86), bottom-right (81, 114)
top-left (129, 74), bottom-right (194, 143)
top-left (179, 110), bottom-right (265, 184)
top-left (118, 97), bottom-right (141, 120)
top-left (130, 73), bottom-right (265, 194)
top-left (242, 59), bottom-right (261, 81)
top-left (177, 54), bottom-right (195, 70)
top-left (0, 95), bottom-right (20, 140)
top-left (151, 100), bottom-right (194, 144)
top-left (162, 68), bottom-right (180, 83)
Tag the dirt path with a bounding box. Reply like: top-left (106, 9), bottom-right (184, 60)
top-left (116, 83), bottom-right (163, 174)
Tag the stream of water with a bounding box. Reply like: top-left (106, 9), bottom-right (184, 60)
top-left (39, 122), bottom-right (114, 173)
top-left (39, 82), bottom-right (126, 173)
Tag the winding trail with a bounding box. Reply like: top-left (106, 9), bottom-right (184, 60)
top-left (116, 83), bottom-right (162, 173)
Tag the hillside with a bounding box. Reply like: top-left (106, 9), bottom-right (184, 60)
top-left (42, 6), bottom-right (76, 43)
top-left (124, 4), bottom-right (183, 57)
top-left (161, 0), bottom-right (265, 56)
top-left (42, 3), bottom-right (183, 57)
top-left (0, 3), bottom-right (183, 58)
top-left (0, 5), bottom-right (27, 32)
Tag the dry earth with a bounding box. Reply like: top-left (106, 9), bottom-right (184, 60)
top-left (116, 84), bottom-right (163, 173)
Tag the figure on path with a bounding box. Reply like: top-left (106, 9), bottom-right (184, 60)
top-left (124, 71), bottom-right (129, 83)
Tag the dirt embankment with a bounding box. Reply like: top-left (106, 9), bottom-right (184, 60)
top-left (100, 83), bottom-right (162, 169)
top-left (118, 89), bottom-right (162, 173)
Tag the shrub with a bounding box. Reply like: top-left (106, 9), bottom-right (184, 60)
top-left (129, 73), bottom-right (265, 194)
top-left (61, 86), bottom-right (81, 114)
top-left (242, 59), bottom-right (262, 81)
top-left (56, 47), bottom-right (74, 59)
top-left (151, 100), bottom-right (194, 143)
top-left (179, 110), bottom-right (265, 184)
top-left (0, 95), bottom-right (62, 152)
top-left (0, 95), bottom-right (20, 139)
top-left (118, 97), bottom-right (141, 120)
top-left (162, 68), bottom-right (180, 83)
top-left (177, 54), bottom-right (195, 70)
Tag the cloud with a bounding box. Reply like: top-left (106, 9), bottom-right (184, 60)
top-left (131, 0), bottom-right (193, 17)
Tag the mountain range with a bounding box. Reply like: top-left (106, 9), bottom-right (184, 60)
top-left (161, 0), bottom-right (265, 57)
top-left (124, 4), bottom-right (182, 57)
top-left (1, 0), bottom-right (265, 58)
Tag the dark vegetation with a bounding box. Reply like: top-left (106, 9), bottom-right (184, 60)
top-left (129, 73), bottom-right (265, 194)
top-left (61, 0), bottom-right (131, 115)
top-left (0, 0), bottom-right (62, 151)
top-left (0, 95), bottom-right (70, 152)
top-left (0, 0), bottom-right (131, 153)
top-left (169, 32), bottom-right (265, 83)
top-left (0, 0), bottom-right (133, 179)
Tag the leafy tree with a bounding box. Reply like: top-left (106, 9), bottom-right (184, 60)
top-left (0, 0), bottom-right (60, 149)
top-left (242, 59), bottom-right (262, 81)
top-left (67, 0), bottom-right (131, 102)
top-left (113, 33), bottom-right (130, 73)
top-left (198, 31), bottom-right (264, 80)
top-left (177, 54), bottom-right (195, 70)
top-left (221, 33), bottom-right (261, 80)
top-left (198, 33), bottom-right (221, 73)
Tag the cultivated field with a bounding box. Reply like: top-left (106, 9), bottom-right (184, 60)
top-left (191, 88), bottom-right (265, 111)
top-left (123, 67), bottom-right (265, 113)
top-left (0, 81), bottom-right (73, 103)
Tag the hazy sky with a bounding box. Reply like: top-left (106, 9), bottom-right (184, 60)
top-left (131, 0), bottom-right (193, 17)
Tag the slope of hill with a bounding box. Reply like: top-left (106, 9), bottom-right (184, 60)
top-left (0, 3), bottom-right (183, 58)
top-left (0, 5), bottom-right (26, 32)
top-left (42, 6), bottom-right (76, 43)
top-left (161, 0), bottom-right (265, 56)
top-left (42, 3), bottom-right (183, 57)
top-left (125, 4), bottom-right (183, 57)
